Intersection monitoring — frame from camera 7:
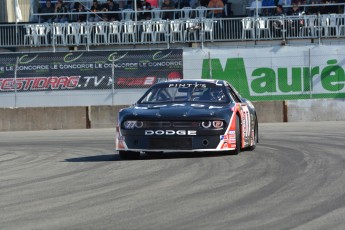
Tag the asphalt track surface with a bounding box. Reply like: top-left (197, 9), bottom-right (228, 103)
top-left (1, 121), bottom-right (345, 230)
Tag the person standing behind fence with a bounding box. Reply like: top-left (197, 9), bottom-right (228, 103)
top-left (89, 0), bottom-right (102, 22)
top-left (54, 0), bottom-right (69, 22)
top-left (179, 0), bottom-right (190, 8)
top-left (287, 3), bottom-right (303, 36)
top-left (103, 0), bottom-right (120, 21)
top-left (137, 0), bottom-right (152, 20)
top-left (161, 0), bottom-right (176, 19)
top-left (271, 5), bottom-right (285, 36)
top-left (77, 3), bottom-right (87, 22)
top-left (39, 0), bottom-right (55, 23)
top-left (207, 0), bottom-right (224, 18)
top-left (287, 3), bottom-right (302, 15)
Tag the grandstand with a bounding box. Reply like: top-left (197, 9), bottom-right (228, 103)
top-left (1, 0), bottom-right (345, 51)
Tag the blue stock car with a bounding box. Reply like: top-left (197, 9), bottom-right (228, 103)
top-left (116, 79), bottom-right (258, 159)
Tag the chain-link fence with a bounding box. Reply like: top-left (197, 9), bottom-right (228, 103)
top-left (1, 46), bottom-right (345, 108)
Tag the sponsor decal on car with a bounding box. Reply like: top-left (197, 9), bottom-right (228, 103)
top-left (168, 83), bottom-right (207, 88)
top-left (220, 142), bottom-right (236, 149)
top-left (220, 134), bottom-right (236, 140)
top-left (145, 130), bottom-right (197, 135)
top-left (124, 121), bottom-right (137, 129)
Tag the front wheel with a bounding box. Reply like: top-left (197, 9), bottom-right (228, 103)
top-left (231, 115), bottom-right (241, 155)
top-left (119, 151), bottom-right (140, 160)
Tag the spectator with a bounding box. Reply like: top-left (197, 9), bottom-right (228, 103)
top-left (339, 0), bottom-right (345, 13)
top-left (287, 3), bottom-right (302, 15)
top-left (39, 0), bottom-right (55, 23)
top-left (89, 0), bottom-right (102, 22)
top-left (161, 0), bottom-right (176, 20)
top-left (102, 0), bottom-right (120, 21)
top-left (179, 0), bottom-right (191, 8)
top-left (278, 0), bottom-right (292, 13)
top-left (287, 4), bottom-right (303, 36)
top-left (271, 5), bottom-right (285, 36)
top-left (207, 0), bottom-right (224, 18)
top-left (71, 1), bottom-right (80, 11)
top-left (54, 0), bottom-right (68, 23)
top-left (274, 4), bottom-right (285, 15)
top-left (76, 3), bottom-right (87, 22)
top-left (137, 0), bottom-right (152, 20)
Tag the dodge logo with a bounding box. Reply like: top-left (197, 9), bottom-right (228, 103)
top-left (145, 130), bottom-right (197, 135)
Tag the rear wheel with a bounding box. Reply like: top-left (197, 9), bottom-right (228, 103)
top-left (119, 151), bottom-right (140, 160)
top-left (231, 115), bottom-right (241, 155)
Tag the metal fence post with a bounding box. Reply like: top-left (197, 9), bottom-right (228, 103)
top-left (112, 56), bottom-right (115, 106)
top-left (208, 51), bottom-right (212, 79)
top-left (14, 57), bottom-right (19, 108)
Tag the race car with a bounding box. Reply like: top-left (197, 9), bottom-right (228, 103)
top-left (116, 79), bottom-right (258, 159)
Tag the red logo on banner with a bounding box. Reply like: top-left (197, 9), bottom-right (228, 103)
top-left (167, 72), bottom-right (182, 80)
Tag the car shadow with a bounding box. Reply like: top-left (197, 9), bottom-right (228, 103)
top-left (64, 154), bottom-right (119, 162)
top-left (63, 151), bottom-right (231, 162)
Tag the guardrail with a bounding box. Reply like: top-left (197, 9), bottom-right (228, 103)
top-left (1, 14), bottom-right (345, 50)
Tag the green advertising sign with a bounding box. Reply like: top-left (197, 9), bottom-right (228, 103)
top-left (201, 57), bottom-right (345, 101)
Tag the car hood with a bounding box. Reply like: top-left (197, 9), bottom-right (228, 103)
top-left (119, 103), bottom-right (234, 121)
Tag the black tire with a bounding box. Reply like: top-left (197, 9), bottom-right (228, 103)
top-left (247, 117), bottom-right (258, 151)
top-left (119, 151), bottom-right (140, 160)
top-left (231, 115), bottom-right (241, 155)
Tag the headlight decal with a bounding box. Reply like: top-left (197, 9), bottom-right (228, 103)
top-left (201, 121), bottom-right (212, 128)
top-left (135, 121), bottom-right (144, 128)
top-left (213, 121), bottom-right (224, 128)
top-left (124, 121), bottom-right (137, 129)
top-left (201, 120), bottom-right (224, 129)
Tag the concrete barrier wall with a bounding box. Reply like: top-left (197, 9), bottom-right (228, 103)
top-left (0, 100), bottom-right (344, 131)
top-left (0, 107), bottom-right (87, 131)
top-left (287, 99), bottom-right (345, 122)
top-left (89, 105), bottom-right (129, 129)
top-left (252, 101), bottom-right (285, 123)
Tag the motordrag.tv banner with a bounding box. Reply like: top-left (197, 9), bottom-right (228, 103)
top-left (0, 49), bottom-right (183, 92)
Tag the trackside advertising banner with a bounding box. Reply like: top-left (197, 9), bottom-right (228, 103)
top-left (0, 49), bottom-right (183, 92)
top-left (184, 46), bottom-right (345, 101)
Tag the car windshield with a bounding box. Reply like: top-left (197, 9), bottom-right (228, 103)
top-left (139, 82), bottom-right (230, 104)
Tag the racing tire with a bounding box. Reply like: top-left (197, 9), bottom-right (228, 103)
top-left (231, 115), bottom-right (241, 155)
top-left (119, 151), bottom-right (140, 160)
top-left (246, 117), bottom-right (258, 151)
